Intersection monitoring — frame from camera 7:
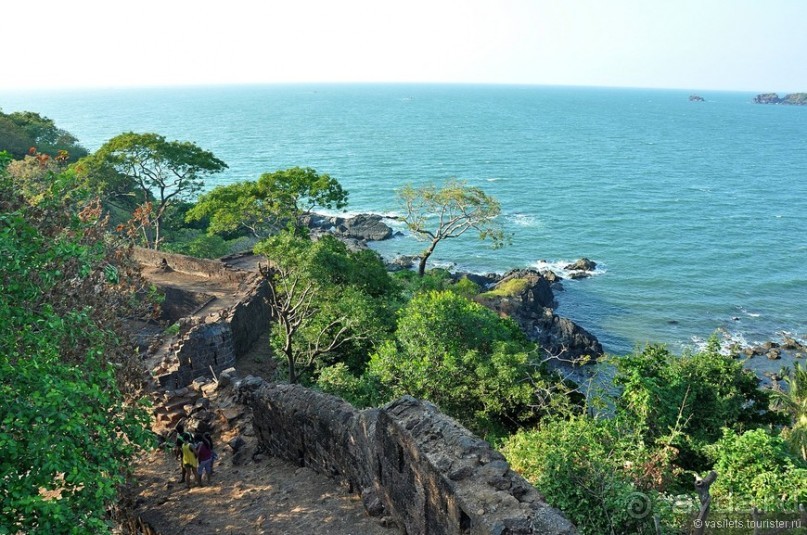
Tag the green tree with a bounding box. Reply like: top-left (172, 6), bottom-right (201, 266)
top-left (368, 290), bottom-right (562, 435)
top-left (706, 428), bottom-right (807, 512)
top-left (613, 338), bottom-right (779, 472)
top-left (187, 167), bottom-right (348, 237)
top-left (503, 416), bottom-right (667, 535)
top-left (78, 132), bottom-right (227, 248)
top-left (771, 363), bottom-right (807, 461)
top-left (0, 110), bottom-right (88, 161)
top-left (255, 232), bottom-right (396, 384)
top-left (398, 179), bottom-right (510, 276)
top-left (0, 153), bottom-right (153, 533)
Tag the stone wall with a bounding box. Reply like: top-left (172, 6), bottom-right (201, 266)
top-left (229, 277), bottom-right (270, 357)
top-left (145, 258), bottom-right (271, 389)
top-left (237, 378), bottom-right (577, 535)
top-left (157, 321), bottom-right (236, 389)
top-left (132, 247), bottom-right (248, 285)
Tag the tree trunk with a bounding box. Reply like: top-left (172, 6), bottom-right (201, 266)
top-left (417, 255), bottom-right (429, 277)
top-left (417, 239), bottom-right (440, 277)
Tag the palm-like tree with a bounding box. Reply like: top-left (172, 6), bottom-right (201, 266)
top-left (772, 363), bottom-right (807, 461)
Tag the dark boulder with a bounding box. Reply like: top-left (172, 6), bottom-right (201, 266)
top-left (532, 312), bottom-right (604, 362)
top-left (386, 255), bottom-right (417, 272)
top-left (564, 258), bottom-right (597, 272)
top-left (338, 214), bottom-right (393, 241)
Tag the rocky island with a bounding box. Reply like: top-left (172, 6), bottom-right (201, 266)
top-left (754, 92), bottom-right (807, 105)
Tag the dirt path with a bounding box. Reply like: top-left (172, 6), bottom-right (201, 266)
top-left (132, 451), bottom-right (394, 535)
top-left (130, 380), bottom-right (397, 535)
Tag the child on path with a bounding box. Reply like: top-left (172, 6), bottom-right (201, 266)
top-left (174, 423), bottom-right (190, 483)
top-left (181, 432), bottom-right (198, 489)
top-left (194, 433), bottom-right (214, 485)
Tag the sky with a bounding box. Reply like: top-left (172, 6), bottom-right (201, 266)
top-left (2, 0), bottom-right (806, 92)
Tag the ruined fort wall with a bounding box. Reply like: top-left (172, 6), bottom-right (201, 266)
top-left (237, 378), bottom-right (576, 535)
top-left (132, 247), bottom-right (248, 285)
top-left (228, 277), bottom-right (270, 356)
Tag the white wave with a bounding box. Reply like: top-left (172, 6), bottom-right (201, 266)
top-left (509, 213), bottom-right (539, 227)
top-left (531, 259), bottom-right (605, 279)
top-left (486, 177), bottom-right (503, 182)
top-left (736, 306), bottom-right (762, 318)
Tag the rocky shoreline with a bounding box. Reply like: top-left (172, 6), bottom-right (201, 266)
top-left (306, 212), bottom-right (807, 381)
top-left (303, 212), bottom-right (603, 362)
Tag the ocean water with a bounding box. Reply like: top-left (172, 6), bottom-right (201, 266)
top-left (2, 84), bottom-right (805, 360)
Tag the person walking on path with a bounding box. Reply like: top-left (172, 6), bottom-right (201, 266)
top-left (194, 433), bottom-right (214, 485)
top-left (181, 432), bottom-right (198, 489)
top-left (174, 423), bottom-right (191, 483)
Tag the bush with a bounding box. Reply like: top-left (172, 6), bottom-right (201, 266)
top-left (503, 416), bottom-right (665, 535)
top-left (706, 428), bottom-right (807, 512)
top-left (368, 290), bottom-right (565, 436)
top-left (613, 338), bottom-right (779, 474)
top-left (0, 158), bottom-right (152, 533)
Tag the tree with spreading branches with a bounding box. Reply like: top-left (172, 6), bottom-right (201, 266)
top-left (255, 232), bottom-right (393, 383)
top-left (398, 179), bottom-right (510, 276)
top-left (78, 132), bottom-right (227, 248)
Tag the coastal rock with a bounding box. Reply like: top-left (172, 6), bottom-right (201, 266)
top-left (386, 255), bottom-right (417, 272)
top-left (532, 313), bottom-right (604, 363)
top-left (303, 213), bottom-right (394, 242)
top-left (453, 271), bottom-right (500, 289)
top-left (689, 95), bottom-right (705, 102)
top-left (564, 258), bottom-right (597, 272)
top-left (476, 269), bottom-right (602, 362)
top-left (337, 214), bottom-right (393, 241)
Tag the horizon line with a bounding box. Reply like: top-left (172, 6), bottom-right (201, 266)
top-left (1, 80), bottom-right (798, 95)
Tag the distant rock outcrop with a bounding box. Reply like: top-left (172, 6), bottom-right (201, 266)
top-left (689, 95), bottom-right (705, 102)
top-left (754, 93), bottom-right (807, 105)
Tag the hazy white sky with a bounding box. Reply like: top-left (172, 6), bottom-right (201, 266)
top-left (3, 0), bottom-right (806, 91)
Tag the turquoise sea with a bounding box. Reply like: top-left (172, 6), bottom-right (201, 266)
top-left (2, 84), bottom-right (805, 363)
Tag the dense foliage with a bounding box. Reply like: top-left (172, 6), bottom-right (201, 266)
top-left (255, 232), bottom-right (398, 383)
top-left (503, 341), bottom-right (806, 534)
top-left (613, 339), bottom-right (780, 471)
top-left (0, 110), bottom-right (88, 161)
top-left (368, 290), bottom-right (572, 436)
top-left (0, 152), bottom-right (153, 533)
top-left (503, 416), bottom-right (667, 535)
top-left (187, 167), bottom-right (348, 238)
top-left (771, 363), bottom-right (807, 461)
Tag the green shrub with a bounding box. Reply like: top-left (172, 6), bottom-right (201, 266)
top-left (503, 416), bottom-right (664, 535)
top-left (706, 428), bottom-right (807, 512)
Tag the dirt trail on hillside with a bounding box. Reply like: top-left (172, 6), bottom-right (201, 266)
top-left (129, 382), bottom-right (397, 535)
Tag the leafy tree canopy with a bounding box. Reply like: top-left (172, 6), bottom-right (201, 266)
top-left (706, 428), bottom-right (806, 512)
top-left (0, 110), bottom-right (88, 161)
top-left (612, 338), bottom-right (782, 471)
top-left (398, 179), bottom-right (510, 276)
top-left (186, 167), bottom-right (348, 237)
top-left (368, 290), bottom-right (565, 435)
top-left (771, 362), bottom-right (807, 461)
top-left (77, 132), bottom-right (227, 248)
top-left (255, 232), bottom-right (397, 383)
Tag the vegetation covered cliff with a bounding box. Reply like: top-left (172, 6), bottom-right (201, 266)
top-left (1, 110), bottom-right (805, 534)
